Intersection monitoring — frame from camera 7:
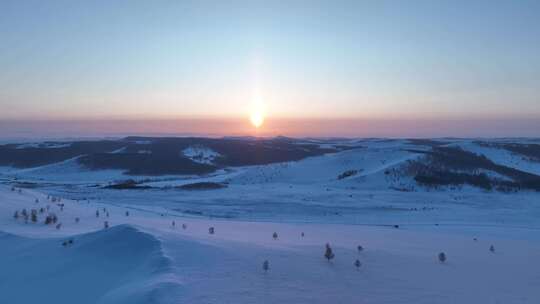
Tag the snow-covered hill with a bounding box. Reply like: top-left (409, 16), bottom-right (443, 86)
top-left (1, 138), bottom-right (540, 303)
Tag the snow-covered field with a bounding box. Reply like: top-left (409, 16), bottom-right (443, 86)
top-left (1, 139), bottom-right (539, 303)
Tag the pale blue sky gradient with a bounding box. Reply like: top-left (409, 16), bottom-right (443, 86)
top-left (1, 0), bottom-right (539, 136)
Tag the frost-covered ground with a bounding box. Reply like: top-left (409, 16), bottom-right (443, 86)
top-left (1, 138), bottom-right (540, 303)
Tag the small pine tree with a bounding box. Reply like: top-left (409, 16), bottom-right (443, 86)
top-left (56, 223), bottom-right (62, 230)
top-left (104, 221), bottom-right (109, 229)
top-left (96, 210), bottom-right (100, 218)
top-left (357, 245), bottom-right (364, 252)
top-left (324, 243), bottom-right (335, 262)
top-left (182, 223), bottom-right (187, 230)
top-left (354, 259), bottom-right (361, 270)
top-left (438, 252), bottom-right (446, 263)
top-left (125, 211), bottom-right (129, 217)
top-left (35, 199), bottom-right (39, 203)
top-left (21, 209), bottom-right (28, 217)
top-left (209, 227), bottom-right (215, 234)
top-left (489, 245), bottom-right (495, 253)
top-left (14, 211), bottom-right (19, 219)
top-left (263, 260), bottom-right (269, 273)
top-left (75, 217), bottom-right (80, 223)
top-left (31, 213), bottom-right (37, 223)
top-left (106, 212), bottom-right (109, 218)
top-left (301, 232), bottom-right (305, 237)
top-left (272, 232), bottom-right (278, 240)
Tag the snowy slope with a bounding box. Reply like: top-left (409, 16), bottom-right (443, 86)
top-left (0, 185), bottom-right (539, 303)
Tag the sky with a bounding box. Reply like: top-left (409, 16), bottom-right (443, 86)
top-left (1, 0), bottom-right (539, 138)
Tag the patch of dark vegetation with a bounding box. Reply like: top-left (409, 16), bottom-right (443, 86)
top-left (407, 139), bottom-right (450, 147)
top-left (1, 136), bottom-right (341, 176)
top-left (477, 141), bottom-right (540, 162)
top-left (80, 152), bottom-right (216, 175)
top-left (406, 146), bottom-right (540, 191)
top-left (337, 169), bottom-right (359, 180)
top-left (0, 140), bottom-right (124, 168)
top-left (178, 182), bottom-right (227, 190)
top-left (12, 182), bottom-right (40, 189)
top-left (103, 179), bottom-right (152, 190)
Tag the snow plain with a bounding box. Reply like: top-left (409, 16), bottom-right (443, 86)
top-left (1, 139), bottom-right (539, 303)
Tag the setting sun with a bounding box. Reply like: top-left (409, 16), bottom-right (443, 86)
top-left (249, 91), bottom-right (266, 128)
top-left (250, 111), bottom-right (264, 128)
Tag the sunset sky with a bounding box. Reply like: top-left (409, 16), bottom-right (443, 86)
top-left (1, 0), bottom-right (539, 138)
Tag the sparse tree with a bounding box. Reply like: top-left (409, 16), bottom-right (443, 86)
top-left (125, 211), bottom-right (129, 217)
top-left (14, 211), bottom-right (19, 219)
top-left (301, 232), bottom-right (305, 237)
top-left (272, 232), bottom-right (278, 240)
top-left (75, 217), bottom-right (80, 223)
top-left (324, 243), bottom-right (335, 262)
top-left (490, 245), bottom-right (495, 253)
top-left (35, 199), bottom-right (39, 203)
top-left (31, 212), bottom-right (37, 223)
top-left (182, 223), bottom-right (187, 230)
top-left (263, 260), bottom-right (269, 273)
top-left (21, 209), bottom-right (28, 217)
top-left (354, 259), bottom-right (361, 270)
top-left (106, 212), bottom-right (109, 218)
top-left (104, 221), bottom-right (109, 229)
top-left (172, 220), bottom-right (176, 227)
top-left (209, 227), bottom-right (215, 234)
top-left (357, 245), bottom-right (364, 252)
top-left (96, 210), bottom-right (100, 217)
top-left (438, 252), bottom-right (446, 263)
top-left (11, 187), bottom-right (15, 191)
top-left (56, 223), bottom-right (62, 230)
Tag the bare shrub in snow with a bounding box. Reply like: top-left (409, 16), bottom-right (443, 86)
top-left (209, 227), bottom-right (215, 234)
top-left (357, 245), bottom-right (364, 252)
top-left (438, 252), bottom-right (446, 263)
top-left (75, 217), bottom-right (80, 223)
top-left (104, 221), bottom-right (109, 229)
top-left (56, 223), bottom-right (62, 230)
top-left (301, 232), bottom-right (305, 237)
top-left (182, 224), bottom-right (187, 230)
top-left (125, 211), bottom-right (129, 217)
top-left (324, 243), bottom-right (335, 262)
top-left (31, 210), bottom-right (37, 223)
top-left (272, 232), bottom-right (278, 240)
top-left (14, 211), bottom-right (19, 219)
top-left (490, 245), bottom-right (495, 253)
top-left (263, 260), bottom-right (269, 273)
top-left (354, 259), bottom-right (361, 270)
top-left (21, 209), bottom-right (28, 217)
top-left (96, 210), bottom-right (100, 217)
